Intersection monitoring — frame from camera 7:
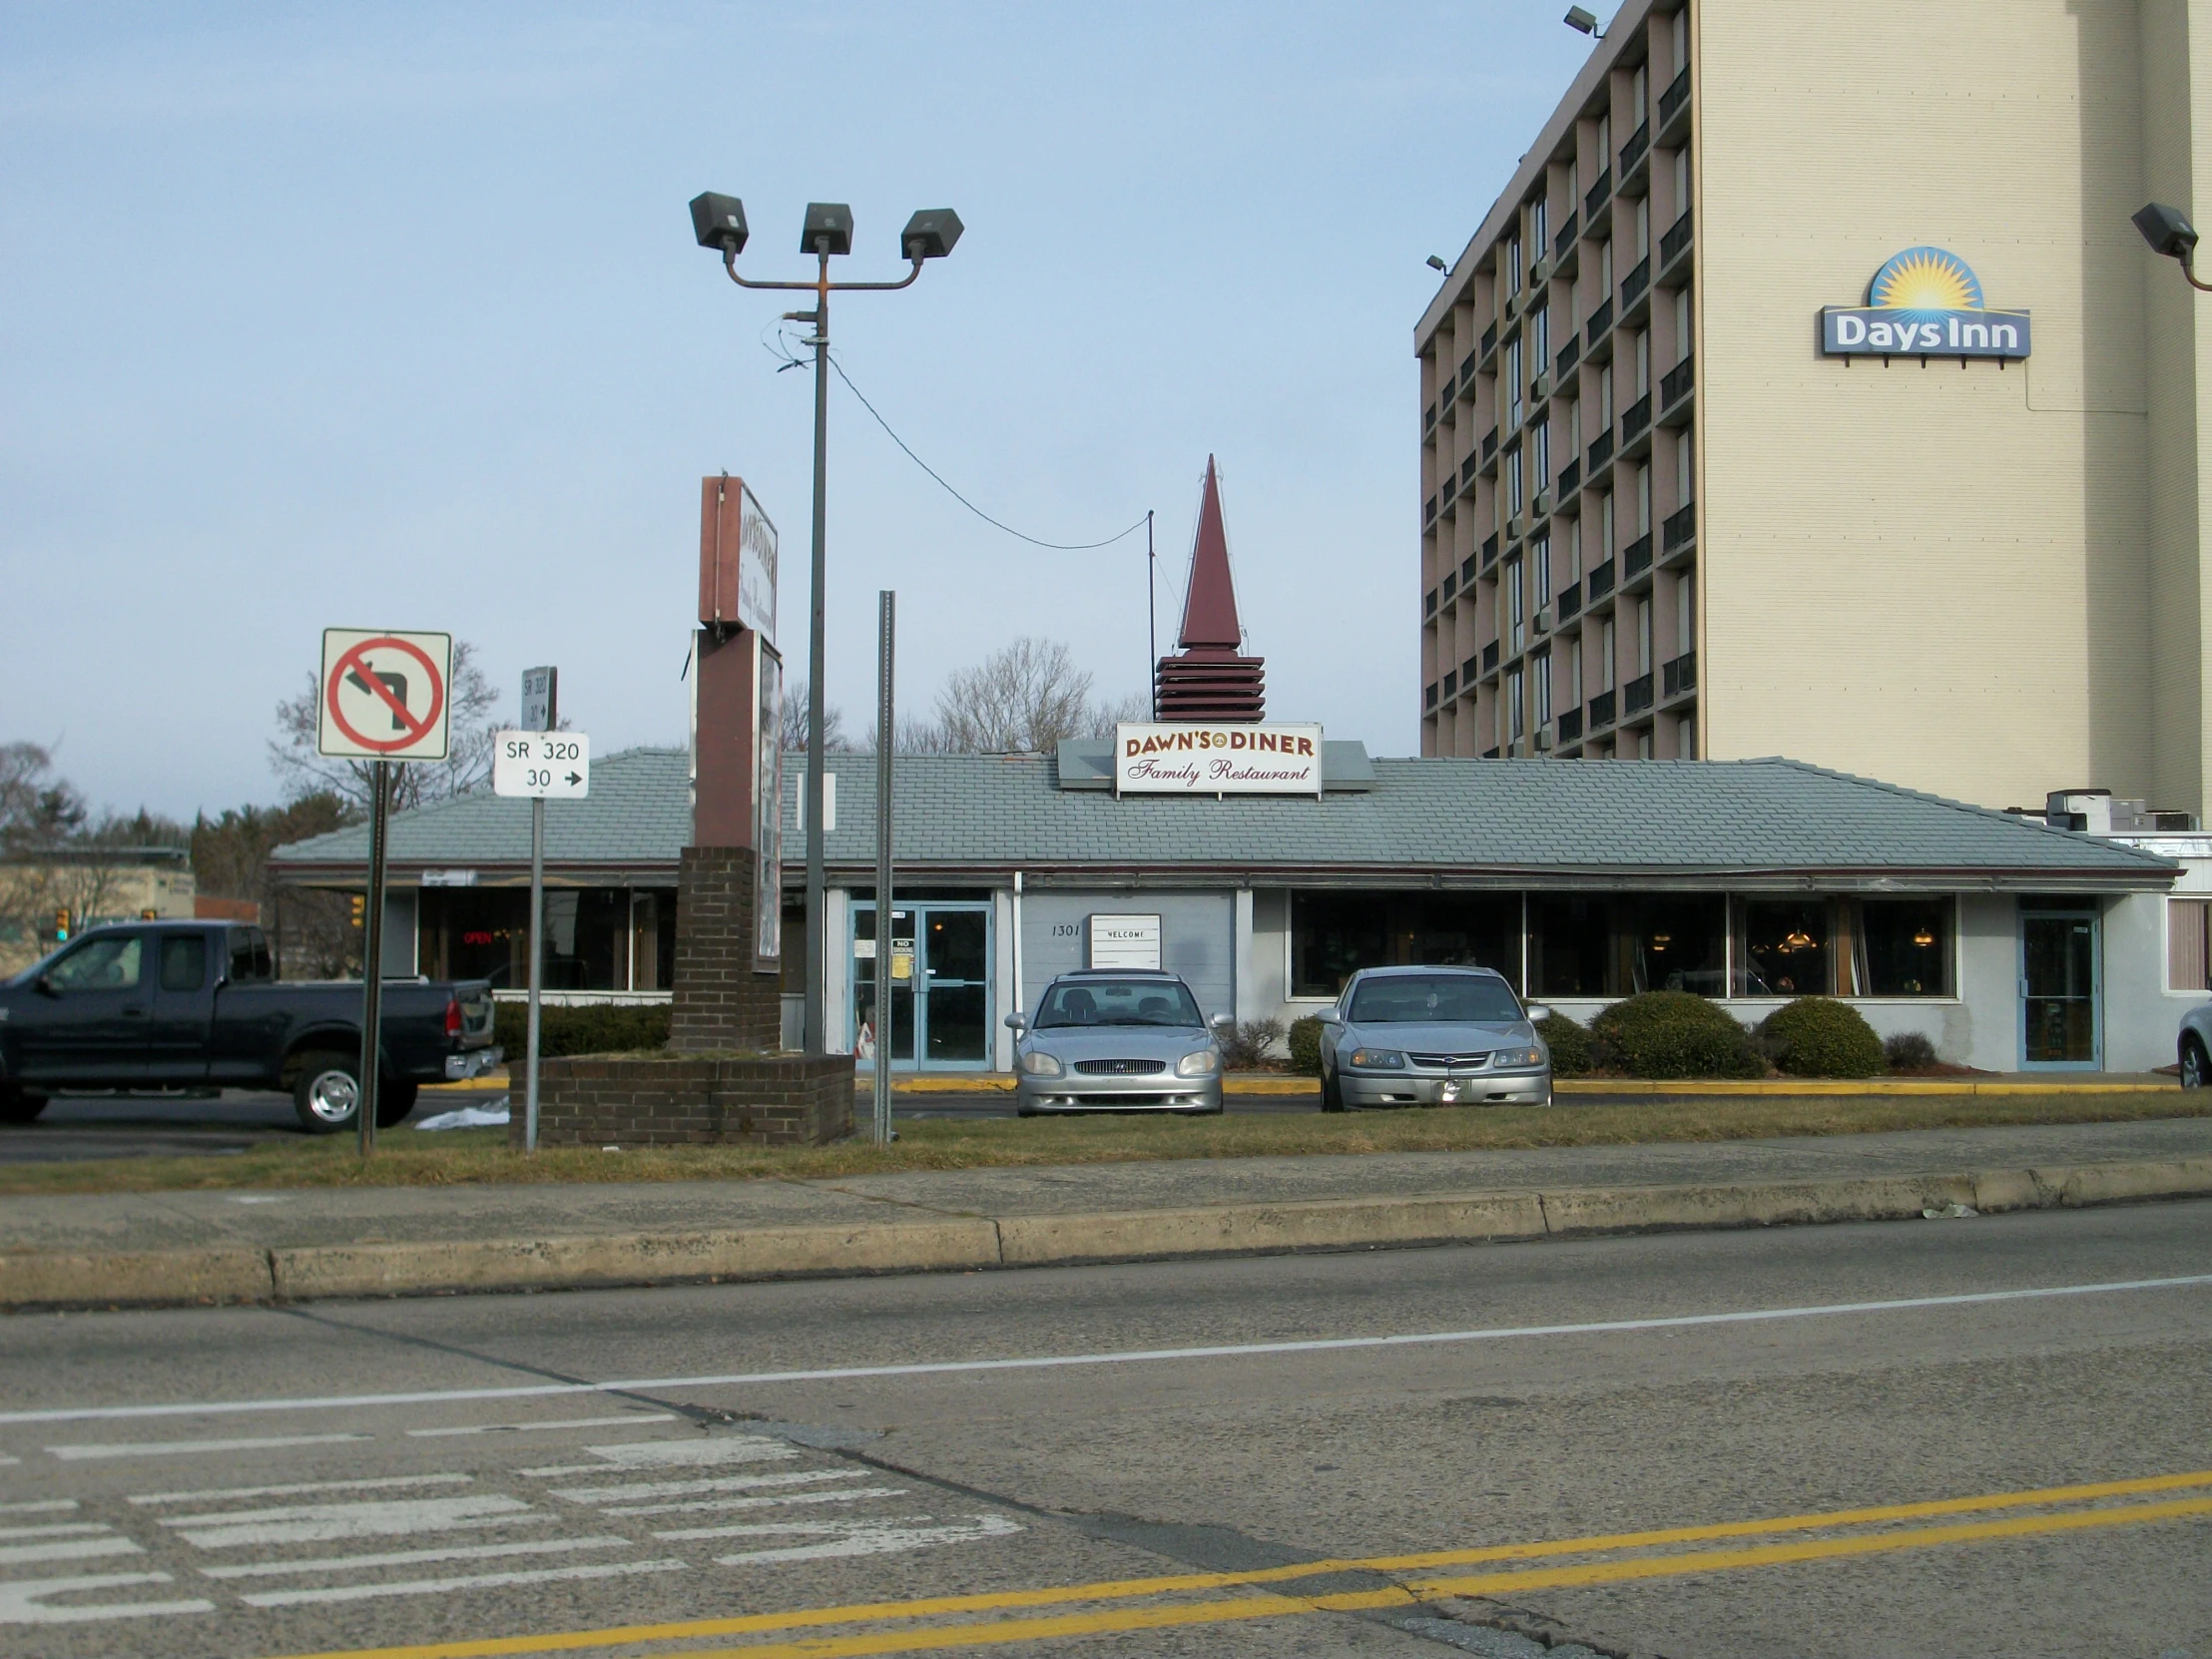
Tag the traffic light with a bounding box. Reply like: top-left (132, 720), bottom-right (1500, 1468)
top-left (54, 908), bottom-right (70, 942)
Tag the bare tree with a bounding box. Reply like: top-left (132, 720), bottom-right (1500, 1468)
top-left (779, 678), bottom-right (851, 754)
top-left (1088, 690), bottom-right (1152, 736)
top-left (269, 640), bottom-right (501, 812)
top-left (0, 746), bottom-right (189, 966)
top-left (929, 637), bottom-right (1096, 754)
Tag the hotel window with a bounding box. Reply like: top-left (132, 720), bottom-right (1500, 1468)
top-left (1507, 666), bottom-right (1526, 744)
top-left (1507, 444), bottom-right (1525, 516)
top-left (1569, 645), bottom-right (1584, 708)
top-left (1530, 197), bottom-right (1547, 256)
top-left (1636, 464), bottom-right (1651, 533)
top-left (1675, 570), bottom-right (1695, 657)
top-left (1599, 239), bottom-right (1613, 294)
top-left (1676, 425), bottom-right (1694, 503)
top-left (1673, 287), bottom-right (1690, 363)
top-left (1567, 512), bottom-right (1583, 580)
top-left (1599, 364), bottom-right (1615, 430)
top-left (1507, 557), bottom-right (1526, 653)
top-left (1531, 306), bottom-right (1549, 371)
top-left (1678, 714), bottom-right (1697, 759)
top-left (1601, 618), bottom-right (1617, 690)
top-left (1635, 330), bottom-right (1650, 397)
top-left (1672, 6), bottom-right (1688, 70)
top-left (1597, 114), bottom-right (1610, 165)
top-left (1600, 490), bottom-right (1615, 556)
top-left (1635, 598), bottom-right (1653, 675)
top-left (1507, 338), bottom-right (1524, 429)
top-left (2171, 899), bottom-right (2212, 990)
top-left (1632, 63), bottom-right (1648, 124)
top-left (1673, 151), bottom-right (1690, 226)
top-left (1636, 732), bottom-right (1654, 760)
top-left (1532, 533), bottom-right (1551, 602)
top-left (1533, 650), bottom-right (1553, 729)
top-left (1531, 421), bottom-right (1549, 500)
top-left (1634, 195), bottom-right (1650, 260)
top-left (1508, 236), bottom-right (1523, 294)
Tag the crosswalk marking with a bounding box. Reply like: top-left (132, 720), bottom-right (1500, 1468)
top-left (47, 1432), bottom-right (369, 1461)
top-left (0, 1499), bottom-right (77, 1515)
top-left (0, 1523), bottom-right (109, 1540)
top-left (238, 1556), bottom-right (688, 1608)
top-left (647, 1488), bottom-right (910, 1534)
top-left (164, 1494), bottom-right (542, 1549)
top-left (0, 1570), bottom-right (216, 1625)
top-left (130, 1472), bottom-right (471, 1506)
top-left (406, 1413), bottom-right (676, 1438)
top-left (549, 1471), bottom-right (829, 1504)
top-left (708, 1514), bottom-right (1025, 1566)
top-left (520, 1436), bottom-right (796, 1477)
top-left (0, 1533), bottom-right (143, 1567)
top-left (601, 1473), bottom-right (879, 1518)
top-left (200, 1534), bottom-right (636, 1579)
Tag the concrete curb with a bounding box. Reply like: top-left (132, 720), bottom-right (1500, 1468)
top-left (7, 1157), bottom-right (2210, 1310)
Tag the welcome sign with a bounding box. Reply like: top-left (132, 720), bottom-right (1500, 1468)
top-left (1114, 722), bottom-right (1324, 796)
top-left (1821, 247), bottom-right (2029, 360)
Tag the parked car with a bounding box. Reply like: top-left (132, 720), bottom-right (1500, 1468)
top-left (1317, 964), bottom-right (1552, 1110)
top-left (0, 920), bottom-right (501, 1132)
top-left (1006, 968), bottom-right (1231, 1116)
top-left (2179, 1003), bottom-right (2212, 1088)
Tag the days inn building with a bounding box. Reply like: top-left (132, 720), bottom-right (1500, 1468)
top-left (1416, 0), bottom-right (2212, 822)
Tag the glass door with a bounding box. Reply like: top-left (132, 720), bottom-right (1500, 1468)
top-left (921, 908), bottom-right (991, 1066)
top-left (850, 904), bottom-right (915, 1068)
top-left (2020, 909), bottom-right (2100, 1068)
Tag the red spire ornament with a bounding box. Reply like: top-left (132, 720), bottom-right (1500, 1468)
top-left (1153, 457), bottom-right (1266, 721)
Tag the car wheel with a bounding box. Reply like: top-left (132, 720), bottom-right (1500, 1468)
top-left (375, 1080), bottom-right (419, 1129)
top-left (1320, 1066), bottom-right (1345, 1113)
top-left (0, 1086), bottom-right (48, 1125)
top-left (292, 1055), bottom-right (360, 1134)
top-left (2183, 1036), bottom-right (2209, 1090)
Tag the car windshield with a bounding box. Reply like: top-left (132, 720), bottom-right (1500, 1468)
top-left (1348, 973), bottom-right (1522, 1024)
top-left (1034, 978), bottom-right (1204, 1029)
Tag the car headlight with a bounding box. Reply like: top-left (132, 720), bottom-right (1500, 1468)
top-left (1495, 1046), bottom-right (1544, 1068)
top-left (1175, 1048), bottom-right (1220, 1077)
top-left (1019, 1050), bottom-right (1063, 1076)
top-left (1347, 1047), bottom-right (1406, 1070)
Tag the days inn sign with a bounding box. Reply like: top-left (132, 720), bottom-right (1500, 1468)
top-left (1821, 247), bottom-right (2030, 361)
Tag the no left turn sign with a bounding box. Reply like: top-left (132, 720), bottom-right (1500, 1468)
top-left (317, 629), bottom-right (453, 761)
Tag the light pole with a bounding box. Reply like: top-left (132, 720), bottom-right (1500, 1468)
top-left (691, 194), bottom-right (961, 1053)
top-left (2134, 203), bottom-right (2212, 291)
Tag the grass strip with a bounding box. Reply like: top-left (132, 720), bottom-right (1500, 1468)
top-left (1, 1092), bottom-right (2204, 1197)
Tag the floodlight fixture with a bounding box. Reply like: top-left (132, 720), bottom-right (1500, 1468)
top-left (801, 202), bottom-right (854, 257)
top-left (900, 209), bottom-right (963, 261)
top-left (1426, 255), bottom-right (1447, 271)
top-left (1564, 6), bottom-right (1602, 37)
top-left (2134, 201), bottom-right (2212, 291)
top-left (690, 192), bottom-right (749, 255)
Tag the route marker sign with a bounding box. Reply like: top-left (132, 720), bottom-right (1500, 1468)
top-left (493, 731), bottom-right (591, 799)
top-left (318, 630), bottom-right (453, 761)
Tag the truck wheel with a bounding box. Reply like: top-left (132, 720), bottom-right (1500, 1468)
top-left (0, 1086), bottom-right (48, 1124)
top-left (292, 1056), bottom-right (360, 1133)
top-left (375, 1080), bottom-right (419, 1128)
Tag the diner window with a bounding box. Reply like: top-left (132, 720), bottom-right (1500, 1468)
top-left (1630, 894), bottom-right (1725, 994)
top-left (1740, 899), bottom-right (1830, 997)
top-left (1530, 896), bottom-right (1610, 996)
top-left (2172, 898), bottom-right (2212, 991)
top-left (1291, 892), bottom-right (1519, 998)
top-left (1856, 899), bottom-right (1953, 997)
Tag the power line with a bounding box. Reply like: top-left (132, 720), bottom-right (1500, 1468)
top-left (825, 354), bottom-right (1151, 552)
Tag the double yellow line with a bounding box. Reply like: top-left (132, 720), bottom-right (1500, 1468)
top-left (276, 1468), bottom-right (2212, 1659)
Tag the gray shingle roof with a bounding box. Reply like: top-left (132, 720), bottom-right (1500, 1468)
top-left (268, 747), bottom-right (2176, 890)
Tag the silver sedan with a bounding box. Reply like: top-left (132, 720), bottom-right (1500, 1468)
top-left (1318, 965), bottom-right (1552, 1110)
top-left (1008, 970), bottom-right (1230, 1115)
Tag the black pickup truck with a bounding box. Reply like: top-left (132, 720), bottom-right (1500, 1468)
top-left (0, 919), bottom-right (500, 1132)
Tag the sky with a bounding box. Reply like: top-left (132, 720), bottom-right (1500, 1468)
top-left (0, 2), bottom-right (1593, 821)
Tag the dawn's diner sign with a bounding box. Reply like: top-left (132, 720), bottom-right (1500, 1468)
top-left (1114, 722), bottom-right (1324, 797)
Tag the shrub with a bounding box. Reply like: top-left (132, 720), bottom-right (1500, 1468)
top-left (1536, 1010), bottom-right (1595, 1076)
top-left (1219, 1017), bottom-right (1286, 1070)
top-left (1287, 1015), bottom-right (1325, 1076)
top-left (1758, 996), bottom-right (1885, 1078)
top-left (491, 1001), bottom-right (673, 1060)
top-left (1590, 990), bottom-right (1762, 1079)
top-left (1884, 1030), bottom-right (1939, 1074)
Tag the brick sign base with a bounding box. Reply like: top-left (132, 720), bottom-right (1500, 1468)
top-left (669, 844), bottom-right (783, 1054)
top-left (517, 1054), bottom-right (854, 1148)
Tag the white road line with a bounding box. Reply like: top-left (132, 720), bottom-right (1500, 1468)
top-left (519, 1437), bottom-right (796, 1477)
top-left (0, 1454), bottom-right (18, 1465)
top-left (406, 1412), bottom-right (677, 1438)
top-left (0, 1571), bottom-right (215, 1625)
top-left (0, 1535), bottom-right (142, 1566)
top-left (550, 1470), bottom-right (842, 1504)
top-left (238, 1556), bottom-right (687, 1608)
top-left (596, 1472), bottom-right (872, 1517)
top-left (130, 1473), bottom-right (470, 1506)
top-left (647, 1490), bottom-right (910, 1536)
top-left (200, 1534), bottom-right (635, 1579)
top-left (163, 1494), bottom-right (541, 1549)
top-left (0, 1523), bottom-right (110, 1540)
top-left (12, 1271), bottom-right (2211, 1427)
top-left (0, 1500), bottom-right (78, 1515)
top-left (708, 1514), bottom-right (1024, 1566)
top-left (47, 1432), bottom-right (368, 1461)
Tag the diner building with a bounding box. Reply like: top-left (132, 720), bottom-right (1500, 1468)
top-left (269, 742), bottom-right (2193, 1074)
top-left (1417, 0), bottom-right (2212, 820)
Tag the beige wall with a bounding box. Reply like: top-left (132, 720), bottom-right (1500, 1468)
top-left (1700, 0), bottom-right (2209, 810)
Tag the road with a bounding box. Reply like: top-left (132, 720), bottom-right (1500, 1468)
top-left (1, 1200), bottom-right (2207, 1658)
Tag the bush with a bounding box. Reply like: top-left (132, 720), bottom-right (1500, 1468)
top-left (491, 1001), bottom-right (673, 1060)
top-left (1218, 1017), bottom-right (1285, 1071)
top-left (1884, 1030), bottom-right (1939, 1074)
top-left (1590, 990), bottom-right (1762, 1079)
top-left (1536, 1010), bottom-right (1595, 1076)
top-left (1758, 996), bottom-right (1885, 1078)
top-left (1287, 1015), bottom-right (1325, 1076)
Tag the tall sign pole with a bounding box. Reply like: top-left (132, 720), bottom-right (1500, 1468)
top-left (315, 628), bottom-right (454, 1158)
top-left (520, 667), bottom-right (556, 1154)
top-left (873, 592), bottom-right (895, 1145)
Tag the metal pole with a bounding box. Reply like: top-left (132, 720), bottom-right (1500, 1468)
top-left (357, 760), bottom-right (389, 1157)
top-left (526, 794), bottom-right (544, 1153)
top-left (1146, 510), bottom-right (1157, 721)
top-left (874, 590), bottom-right (895, 1145)
top-left (803, 246), bottom-right (831, 1053)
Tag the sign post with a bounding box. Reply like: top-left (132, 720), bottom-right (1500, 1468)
top-left (493, 716), bottom-right (591, 1154)
top-left (873, 592), bottom-right (895, 1146)
top-left (316, 629), bottom-right (454, 1156)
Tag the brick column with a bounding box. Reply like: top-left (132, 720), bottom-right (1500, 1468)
top-left (669, 845), bottom-right (782, 1053)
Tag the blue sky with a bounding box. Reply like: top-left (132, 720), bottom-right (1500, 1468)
top-left (0, 2), bottom-right (1591, 819)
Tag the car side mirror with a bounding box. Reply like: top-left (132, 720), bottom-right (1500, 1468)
top-left (1004, 1012), bottom-right (1028, 1034)
top-left (1526, 1003), bottom-right (1553, 1022)
top-left (33, 973), bottom-right (58, 998)
top-left (1210, 1013), bottom-right (1235, 1033)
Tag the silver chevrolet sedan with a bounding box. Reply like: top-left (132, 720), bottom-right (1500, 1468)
top-left (1318, 964), bottom-right (1552, 1110)
top-left (1008, 969), bottom-right (1231, 1115)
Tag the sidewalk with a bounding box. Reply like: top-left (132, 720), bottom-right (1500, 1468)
top-left (4, 1116), bottom-right (2209, 1310)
